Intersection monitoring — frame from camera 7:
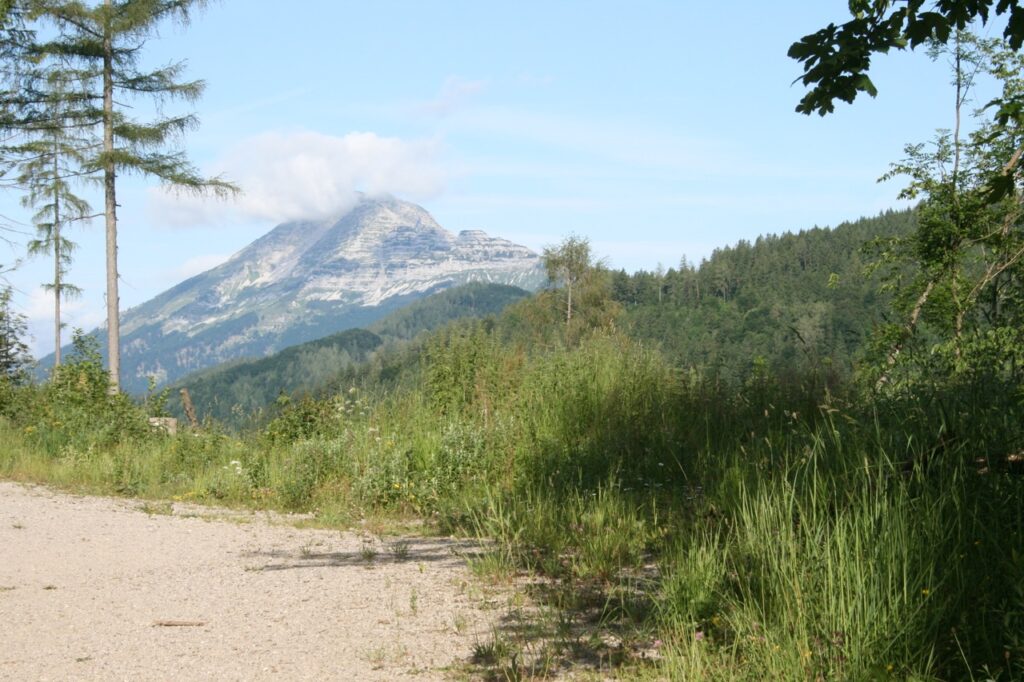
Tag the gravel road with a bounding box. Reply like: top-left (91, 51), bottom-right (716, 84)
top-left (0, 481), bottom-right (497, 680)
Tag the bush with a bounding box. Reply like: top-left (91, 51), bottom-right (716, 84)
top-left (15, 333), bottom-right (151, 455)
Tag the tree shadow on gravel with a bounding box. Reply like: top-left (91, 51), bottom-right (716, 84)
top-left (468, 574), bottom-right (662, 680)
top-left (241, 538), bottom-right (485, 571)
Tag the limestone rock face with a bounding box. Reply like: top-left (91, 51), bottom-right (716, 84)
top-left (75, 195), bottom-right (543, 392)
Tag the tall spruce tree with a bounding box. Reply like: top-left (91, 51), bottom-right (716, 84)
top-left (32, 0), bottom-right (236, 391)
top-left (12, 67), bottom-right (94, 366)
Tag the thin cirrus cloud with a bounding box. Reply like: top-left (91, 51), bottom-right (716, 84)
top-left (173, 253), bottom-right (231, 280)
top-left (414, 76), bottom-right (488, 116)
top-left (150, 130), bottom-right (447, 227)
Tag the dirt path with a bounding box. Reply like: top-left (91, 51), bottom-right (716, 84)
top-left (0, 481), bottom-right (498, 680)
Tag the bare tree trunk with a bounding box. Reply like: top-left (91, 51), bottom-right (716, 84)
top-left (180, 388), bottom-right (199, 429)
top-left (103, 0), bottom-right (119, 392)
top-left (566, 280), bottom-right (572, 325)
top-left (951, 34), bottom-right (963, 360)
top-left (952, 270), bottom-right (962, 360)
top-left (53, 144), bottom-right (61, 367)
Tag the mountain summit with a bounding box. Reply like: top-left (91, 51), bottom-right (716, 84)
top-left (69, 196), bottom-right (543, 392)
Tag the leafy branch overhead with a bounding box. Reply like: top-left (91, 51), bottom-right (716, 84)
top-left (789, 0), bottom-right (1024, 116)
top-left (864, 33), bottom-right (1024, 389)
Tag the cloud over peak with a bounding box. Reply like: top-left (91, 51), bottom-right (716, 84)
top-left (151, 130), bottom-right (446, 227)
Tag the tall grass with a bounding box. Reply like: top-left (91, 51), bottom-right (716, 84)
top-left (1, 326), bottom-right (1021, 678)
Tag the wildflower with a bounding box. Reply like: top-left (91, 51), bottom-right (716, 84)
top-left (921, 588), bottom-right (930, 596)
top-left (886, 664), bottom-right (894, 672)
top-left (694, 630), bottom-right (705, 641)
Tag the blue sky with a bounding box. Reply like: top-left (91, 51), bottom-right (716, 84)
top-left (0, 1), bottom-right (994, 355)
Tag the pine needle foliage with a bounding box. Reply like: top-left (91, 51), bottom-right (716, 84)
top-left (25, 0), bottom-right (237, 390)
top-left (6, 67), bottom-right (95, 365)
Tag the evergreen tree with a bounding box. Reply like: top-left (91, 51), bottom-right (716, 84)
top-left (0, 1), bottom-right (39, 181)
top-left (0, 284), bottom-right (31, 381)
top-left (10, 67), bottom-right (94, 366)
top-left (31, 0), bottom-right (236, 391)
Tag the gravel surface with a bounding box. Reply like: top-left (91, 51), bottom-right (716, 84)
top-left (0, 482), bottom-right (498, 680)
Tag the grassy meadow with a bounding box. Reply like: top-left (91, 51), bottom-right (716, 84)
top-left (2, 315), bottom-right (1022, 680)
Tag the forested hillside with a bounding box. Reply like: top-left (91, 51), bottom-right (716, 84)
top-left (613, 209), bottom-right (915, 380)
top-left (366, 282), bottom-right (531, 339)
top-left (172, 210), bottom-right (914, 428)
top-left (167, 328), bottom-right (384, 426)
top-left (171, 282), bottom-right (531, 425)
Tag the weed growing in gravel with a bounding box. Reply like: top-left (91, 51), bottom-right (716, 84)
top-left (139, 501), bottom-right (173, 516)
top-left (390, 539), bottom-right (411, 561)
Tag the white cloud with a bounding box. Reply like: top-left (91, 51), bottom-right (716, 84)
top-left (174, 253), bottom-right (231, 280)
top-left (24, 287), bottom-right (55, 323)
top-left (23, 286), bottom-right (106, 357)
top-left (150, 130), bottom-right (446, 227)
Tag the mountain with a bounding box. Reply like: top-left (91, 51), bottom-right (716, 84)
top-left (169, 209), bottom-right (916, 428)
top-left (171, 282), bottom-right (533, 426)
top-left (51, 195), bottom-right (544, 393)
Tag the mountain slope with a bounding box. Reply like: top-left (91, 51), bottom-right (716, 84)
top-left (176, 210), bottom-right (916, 428)
top-left (46, 195), bottom-right (544, 393)
top-left (613, 209), bottom-right (917, 380)
top-left (171, 282), bottom-right (532, 425)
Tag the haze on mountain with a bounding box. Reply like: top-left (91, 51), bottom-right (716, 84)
top-left (170, 210), bottom-right (915, 430)
top-left (39, 195), bottom-right (543, 394)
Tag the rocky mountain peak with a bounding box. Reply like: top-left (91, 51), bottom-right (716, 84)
top-left (66, 195), bottom-right (544, 392)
